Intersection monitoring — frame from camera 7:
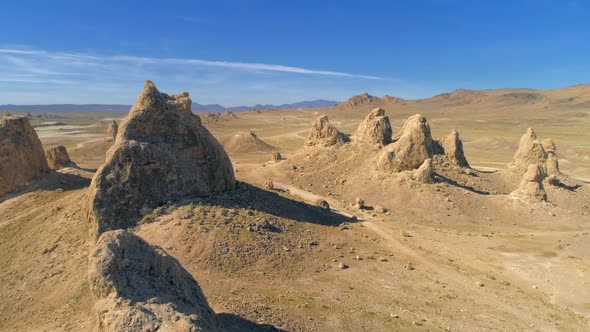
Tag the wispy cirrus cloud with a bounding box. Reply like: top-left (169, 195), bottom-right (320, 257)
top-left (0, 48), bottom-right (380, 80)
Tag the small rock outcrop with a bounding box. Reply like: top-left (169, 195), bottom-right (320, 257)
top-left (511, 164), bottom-right (547, 201)
top-left (378, 114), bottom-right (433, 172)
top-left (542, 138), bottom-right (560, 177)
top-left (88, 81), bottom-right (235, 240)
top-left (306, 115), bottom-right (347, 147)
top-left (355, 107), bottom-right (392, 146)
top-left (509, 128), bottom-right (547, 173)
top-left (89, 230), bottom-right (219, 331)
top-left (45, 145), bottom-right (77, 170)
top-left (412, 158), bottom-right (435, 183)
top-left (271, 151), bottom-right (282, 161)
top-left (0, 116), bottom-right (49, 197)
top-left (105, 120), bottom-right (118, 143)
top-left (436, 129), bottom-right (470, 167)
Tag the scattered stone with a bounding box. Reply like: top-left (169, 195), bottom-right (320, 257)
top-left (263, 180), bottom-right (275, 190)
top-left (88, 230), bottom-right (219, 331)
top-left (401, 230), bottom-right (412, 237)
top-left (379, 257), bottom-right (388, 262)
top-left (476, 281), bottom-right (485, 287)
top-left (45, 145), bottom-right (77, 170)
top-left (338, 262), bottom-right (348, 269)
top-left (87, 81), bottom-right (235, 240)
top-left (378, 114), bottom-right (433, 172)
top-left (374, 206), bottom-right (386, 214)
top-left (355, 107), bottom-right (392, 146)
top-left (55, 188), bottom-right (64, 193)
top-left (306, 115), bottom-right (348, 147)
top-left (404, 262), bottom-right (415, 270)
top-left (105, 120), bottom-right (118, 143)
top-left (355, 197), bottom-right (365, 209)
top-left (313, 199), bottom-right (330, 211)
top-left (0, 116), bottom-right (49, 197)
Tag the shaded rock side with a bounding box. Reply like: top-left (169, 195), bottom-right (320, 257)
top-left (45, 145), bottom-right (77, 170)
top-left (89, 230), bottom-right (218, 331)
top-left (511, 164), bottom-right (547, 201)
top-left (88, 81), bottom-right (235, 240)
top-left (436, 129), bottom-right (470, 167)
top-left (378, 114), bottom-right (433, 172)
top-left (355, 107), bottom-right (392, 146)
top-left (105, 120), bottom-right (118, 143)
top-left (306, 115), bottom-right (348, 147)
top-left (0, 116), bottom-right (49, 196)
top-left (509, 128), bottom-right (547, 173)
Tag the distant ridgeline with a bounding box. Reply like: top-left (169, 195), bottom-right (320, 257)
top-left (0, 99), bottom-right (339, 113)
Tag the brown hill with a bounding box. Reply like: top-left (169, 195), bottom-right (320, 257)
top-left (221, 131), bottom-right (276, 153)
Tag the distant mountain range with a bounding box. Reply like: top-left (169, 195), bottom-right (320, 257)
top-left (0, 99), bottom-right (338, 113)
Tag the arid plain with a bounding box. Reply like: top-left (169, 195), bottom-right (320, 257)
top-left (1, 83), bottom-right (589, 331)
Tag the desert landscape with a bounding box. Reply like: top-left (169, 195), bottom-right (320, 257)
top-left (1, 80), bottom-right (589, 331)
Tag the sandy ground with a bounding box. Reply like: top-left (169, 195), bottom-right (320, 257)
top-left (1, 86), bottom-right (590, 331)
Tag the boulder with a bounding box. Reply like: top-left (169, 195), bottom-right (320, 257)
top-left (509, 128), bottom-right (547, 173)
top-left (306, 115), bottom-right (348, 147)
top-left (45, 145), bottom-right (77, 170)
top-left (436, 129), bottom-right (469, 167)
top-left (412, 158), bottom-right (435, 183)
top-left (511, 164), bottom-right (547, 201)
top-left (355, 107), bottom-right (392, 146)
top-left (0, 116), bottom-right (49, 197)
top-left (105, 120), bottom-right (118, 143)
top-left (271, 151), bottom-right (282, 161)
top-left (89, 230), bottom-right (218, 331)
top-left (313, 199), bottom-right (330, 211)
top-left (87, 81), bottom-right (235, 240)
top-left (378, 114), bottom-right (433, 172)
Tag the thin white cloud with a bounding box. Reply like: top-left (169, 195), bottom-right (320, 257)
top-left (0, 48), bottom-right (381, 80)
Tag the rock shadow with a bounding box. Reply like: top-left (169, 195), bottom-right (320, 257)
top-left (181, 182), bottom-right (353, 227)
top-left (436, 173), bottom-right (490, 195)
top-left (0, 170), bottom-right (90, 202)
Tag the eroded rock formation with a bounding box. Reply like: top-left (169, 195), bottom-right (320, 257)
top-left (436, 129), bottom-right (469, 167)
top-left (378, 114), bottom-right (433, 172)
top-left (306, 115), bottom-right (347, 147)
top-left (45, 145), bottom-right (77, 170)
top-left (412, 158), bottom-right (435, 183)
top-left (105, 120), bottom-right (118, 143)
top-left (510, 128), bottom-right (547, 173)
top-left (355, 107), bottom-right (392, 146)
top-left (89, 230), bottom-right (218, 331)
top-left (511, 163), bottom-right (547, 201)
top-left (88, 81), bottom-right (235, 240)
top-left (0, 116), bottom-right (49, 197)
top-left (542, 138), bottom-right (560, 177)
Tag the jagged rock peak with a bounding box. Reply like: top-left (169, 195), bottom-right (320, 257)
top-left (509, 128), bottom-right (547, 173)
top-left (378, 114), bottom-right (433, 172)
top-left (87, 81), bottom-right (235, 240)
top-left (355, 107), bottom-right (393, 146)
top-left (306, 115), bottom-right (348, 147)
top-left (436, 129), bottom-right (470, 167)
top-left (0, 116), bottom-right (49, 197)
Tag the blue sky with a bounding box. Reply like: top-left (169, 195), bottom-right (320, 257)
top-left (1, 0), bottom-right (589, 105)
